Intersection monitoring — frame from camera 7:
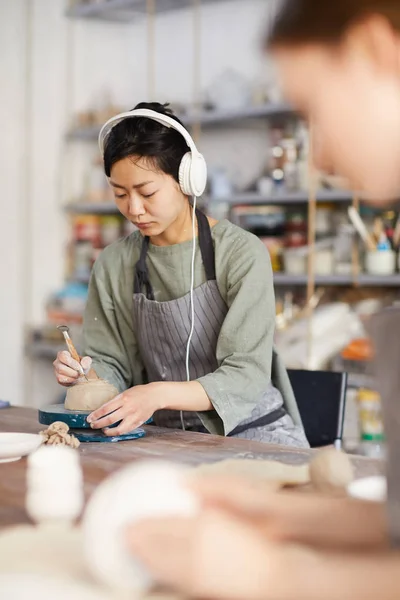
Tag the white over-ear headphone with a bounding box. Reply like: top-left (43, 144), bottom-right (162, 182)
top-left (98, 108), bottom-right (207, 197)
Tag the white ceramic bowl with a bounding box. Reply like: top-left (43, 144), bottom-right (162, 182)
top-left (0, 433), bottom-right (43, 463)
top-left (347, 475), bottom-right (387, 502)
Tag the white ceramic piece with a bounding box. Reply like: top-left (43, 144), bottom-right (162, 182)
top-left (347, 475), bottom-right (387, 502)
top-left (26, 491), bottom-right (85, 525)
top-left (257, 176), bottom-right (274, 196)
top-left (283, 249), bottom-right (307, 275)
top-left (365, 250), bottom-right (396, 275)
top-left (0, 433), bottom-right (43, 463)
top-left (26, 446), bottom-right (84, 524)
top-left (315, 249), bottom-right (334, 275)
top-left (207, 69), bottom-right (251, 110)
top-left (82, 460), bottom-right (199, 593)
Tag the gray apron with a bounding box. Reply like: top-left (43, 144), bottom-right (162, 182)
top-left (132, 209), bottom-right (308, 446)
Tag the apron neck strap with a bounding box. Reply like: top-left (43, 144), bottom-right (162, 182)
top-left (196, 208), bottom-right (216, 281)
top-left (134, 236), bottom-right (155, 300)
top-left (134, 208), bottom-right (216, 298)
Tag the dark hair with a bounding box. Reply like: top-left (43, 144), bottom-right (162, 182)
top-left (103, 102), bottom-right (189, 181)
top-left (267, 0), bottom-right (400, 48)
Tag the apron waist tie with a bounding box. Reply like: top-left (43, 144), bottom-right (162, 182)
top-left (228, 406), bottom-right (287, 437)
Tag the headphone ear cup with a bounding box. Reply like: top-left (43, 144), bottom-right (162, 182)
top-left (179, 152), bottom-right (207, 197)
top-left (178, 152), bottom-right (193, 196)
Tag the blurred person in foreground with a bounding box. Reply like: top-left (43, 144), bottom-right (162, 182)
top-left (127, 1), bottom-right (400, 598)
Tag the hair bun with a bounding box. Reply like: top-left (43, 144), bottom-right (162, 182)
top-left (132, 102), bottom-right (175, 118)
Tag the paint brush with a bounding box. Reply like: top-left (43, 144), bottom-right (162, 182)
top-left (348, 207), bottom-right (377, 251)
top-left (393, 214), bottom-right (400, 249)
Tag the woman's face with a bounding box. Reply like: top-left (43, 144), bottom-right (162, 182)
top-left (109, 156), bottom-right (187, 238)
top-left (272, 19), bottom-right (400, 202)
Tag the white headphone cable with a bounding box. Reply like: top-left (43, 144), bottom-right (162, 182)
top-left (180, 196), bottom-right (197, 431)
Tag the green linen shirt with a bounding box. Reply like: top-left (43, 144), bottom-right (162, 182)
top-left (83, 219), bottom-right (300, 435)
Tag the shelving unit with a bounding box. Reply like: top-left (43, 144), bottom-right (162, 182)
top-left (63, 2), bottom-right (400, 298)
top-left (64, 194), bottom-right (400, 290)
top-left (66, 0), bottom-right (238, 22)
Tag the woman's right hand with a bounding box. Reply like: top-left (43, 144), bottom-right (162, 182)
top-left (53, 351), bottom-right (92, 387)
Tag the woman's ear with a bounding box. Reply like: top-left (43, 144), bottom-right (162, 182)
top-left (345, 14), bottom-right (400, 75)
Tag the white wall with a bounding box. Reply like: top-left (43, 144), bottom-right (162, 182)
top-left (0, 1), bottom-right (28, 406)
top-left (0, 0), bottom-right (274, 407)
top-left (30, 0), bottom-right (69, 323)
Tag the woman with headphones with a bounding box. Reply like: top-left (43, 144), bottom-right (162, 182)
top-left (53, 101), bottom-right (307, 447)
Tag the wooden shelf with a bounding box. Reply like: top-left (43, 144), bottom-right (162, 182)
top-left (65, 202), bottom-right (120, 214)
top-left (214, 190), bottom-right (354, 205)
top-left (184, 103), bottom-right (294, 126)
top-left (64, 190), bottom-right (353, 214)
top-left (66, 0), bottom-right (243, 22)
top-left (66, 103), bottom-right (294, 141)
top-left (273, 273), bottom-right (400, 287)
top-left (66, 125), bottom-right (100, 142)
top-left (25, 342), bottom-right (64, 359)
top-left (274, 274), bottom-right (351, 286)
top-left (358, 274), bottom-right (400, 286)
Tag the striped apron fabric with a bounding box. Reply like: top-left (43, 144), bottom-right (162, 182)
top-left (132, 209), bottom-right (308, 446)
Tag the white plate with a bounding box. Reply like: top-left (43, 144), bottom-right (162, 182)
top-left (347, 475), bottom-right (387, 502)
top-left (0, 433), bottom-right (43, 463)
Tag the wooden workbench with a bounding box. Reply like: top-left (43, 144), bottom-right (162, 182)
top-left (0, 407), bottom-right (383, 529)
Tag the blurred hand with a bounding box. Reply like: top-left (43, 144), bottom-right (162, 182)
top-left (53, 350), bottom-right (92, 386)
top-left (127, 476), bottom-right (388, 600)
top-left (128, 507), bottom-right (307, 600)
top-left (190, 475), bottom-right (388, 551)
top-left (129, 506), bottom-right (400, 600)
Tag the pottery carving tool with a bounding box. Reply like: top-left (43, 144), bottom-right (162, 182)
top-left (57, 325), bottom-right (89, 382)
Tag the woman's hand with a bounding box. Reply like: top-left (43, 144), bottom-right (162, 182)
top-left (87, 383), bottom-right (162, 436)
top-left (53, 351), bottom-right (92, 387)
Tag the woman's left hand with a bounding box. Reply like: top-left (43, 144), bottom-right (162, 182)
top-left (87, 383), bottom-right (161, 436)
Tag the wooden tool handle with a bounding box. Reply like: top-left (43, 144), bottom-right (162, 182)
top-left (65, 338), bottom-right (81, 363)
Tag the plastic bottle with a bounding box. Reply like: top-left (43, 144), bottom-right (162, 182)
top-left (357, 388), bottom-right (386, 459)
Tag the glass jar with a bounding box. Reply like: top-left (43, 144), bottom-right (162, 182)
top-left (334, 224), bottom-right (354, 275)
